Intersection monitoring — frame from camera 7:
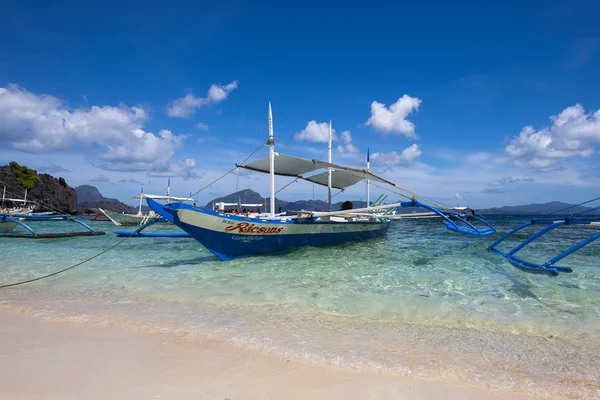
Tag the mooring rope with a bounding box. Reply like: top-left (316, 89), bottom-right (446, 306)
top-left (0, 233), bottom-right (134, 289)
top-left (188, 142), bottom-right (265, 198)
top-left (275, 177), bottom-right (299, 195)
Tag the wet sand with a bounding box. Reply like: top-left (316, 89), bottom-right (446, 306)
top-left (0, 309), bottom-right (552, 400)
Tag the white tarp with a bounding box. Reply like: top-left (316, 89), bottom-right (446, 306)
top-left (237, 154), bottom-right (320, 177)
top-left (302, 170), bottom-right (364, 190)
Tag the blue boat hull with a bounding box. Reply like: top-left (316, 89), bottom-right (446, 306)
top-left (147, 199), bottom-right (390, 261)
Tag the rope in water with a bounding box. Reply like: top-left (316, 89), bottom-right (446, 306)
top-left (0, 234), bottom-right (134, 289)
top-left (0, 142), bottom-right (269, 289)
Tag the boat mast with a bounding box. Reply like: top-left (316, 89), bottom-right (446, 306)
top-left (24, 188), bottom-right (28, 204)
top-left (328, 121), bottom-right (333, 211)
top-left (268, 102), bottom-right (275, 217)
top-left (167, 179), bottom-right (171, 199)
top-left (138, 187), bottom-right (143, 216)
top-left (366, 147), bottom-right (370, 207)
top-left (2, 185), bottom-right (5, 207)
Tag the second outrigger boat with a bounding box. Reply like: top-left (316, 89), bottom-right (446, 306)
top-left (100, 182), bottom-right (193, 227)
top-left (148, 104), bottom-right (496, 261)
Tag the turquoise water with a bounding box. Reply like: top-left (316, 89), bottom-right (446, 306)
top-left (1, 217), bottom-right (600, 398)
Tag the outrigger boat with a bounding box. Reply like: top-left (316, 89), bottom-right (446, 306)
top-left (112, 182), bottom-right (196, 238)
top-left (0, 186), bottom-right (35, 215)
top-left (488, 198), bottom-right (600, 276)
top-left (11, 211), bottom-right (69, 221)
top-left (148, 104), bottom-right (496, 261)
top-left (0, 214), bottom-right (105, 238)
top-left (101, 183), bottom-right (193, 227)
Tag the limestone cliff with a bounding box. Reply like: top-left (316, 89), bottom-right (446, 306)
top-left (0, 163), bottom-right (78, 214)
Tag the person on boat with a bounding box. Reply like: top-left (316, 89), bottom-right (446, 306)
top-left (340, 201), bottom-right (353, 210)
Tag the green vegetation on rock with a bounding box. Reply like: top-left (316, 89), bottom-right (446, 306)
top-left (9, 161), bottom-right (40, 189)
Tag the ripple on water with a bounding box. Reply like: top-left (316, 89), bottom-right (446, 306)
top-left (1, 218), bottom-right (600, 398)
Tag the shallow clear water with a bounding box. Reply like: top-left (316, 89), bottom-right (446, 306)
top-left (1, 217), bottom-right (599, 398)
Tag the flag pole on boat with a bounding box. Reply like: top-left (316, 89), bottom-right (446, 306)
top-left (328, 120), bottom-right (333, 211)
top-left (366, 147), bottom-right (370, 207)
top-left (268, 102), bottom-right (275, 217)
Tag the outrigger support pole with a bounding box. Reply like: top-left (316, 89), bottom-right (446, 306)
top-left (400, 199), bottom-right (496, 236)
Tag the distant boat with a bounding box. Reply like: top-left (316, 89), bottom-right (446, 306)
top-left (11, 211), bottom-right (68, 221)
top-left (99, 208), bottom-right (158, 226)
top-left (101, 183), bottom-right (194, 227)
top-left (90, 211), bottom-right (110, 221)
top-left (0, 186), bottom-right (35, 215)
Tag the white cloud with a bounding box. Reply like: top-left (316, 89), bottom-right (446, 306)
top-left (147, 158), bottom-right (199, 180)
top-left (119, 178), bottom-right (145, 185)
top-left (466, 152), bottom-right (492, 163)
top-left (38, 164), bottom-right (72, 173)
top-left (166, 80), bottom-right (238, 118)
top-left (505, 104), bottom-right (600, 170)
top-left (294, 122), bottom-right (359, 154)
top-left (0, 85), bottom-right (194, 178)
top-left (454, 192), bottom-right (463, 200)
top-left (488, 176), bottom-right (534, 186)
top-left (366, 95), bottom-right (422, 138)
top-left (195, 122), bottom-right (209, 131)
top-left (90, 174), bottom-right (109, 182)
top-left (336, 130), bottom-right (359, 154)
top-left (371, 144), bottom-right (422, 167)
top-left (294, 121), bottom-right (334, 143)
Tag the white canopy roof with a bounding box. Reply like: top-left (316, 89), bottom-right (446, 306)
top-left (237, 153), bottom-right (397, 191)
top-left (237, 154), bottom-right (320, 177)
top-left (132, 194), bottom-right (194, 202)
top-left (302, 170), bottom-right (364, 190)
top-left (313, 161), bottom-right (397, 186)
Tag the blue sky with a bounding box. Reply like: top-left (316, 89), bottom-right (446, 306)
top-left (1, 0), bottom-right (599, 208)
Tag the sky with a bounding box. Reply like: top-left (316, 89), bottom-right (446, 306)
top-left (1, 0), bottom-right (600, 208)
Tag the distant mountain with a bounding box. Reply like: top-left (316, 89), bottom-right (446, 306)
top-left (75, 185), bottom-right (134, 214)
top-left (207, 189), bottom-right (415, 213)
top-left (207, 189), bottom-right (600, 216)
top-left (481, 201), bottom-right (598, 215)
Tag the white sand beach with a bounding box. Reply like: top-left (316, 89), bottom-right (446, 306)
top-left (0, 309), bottom-right (552, 400)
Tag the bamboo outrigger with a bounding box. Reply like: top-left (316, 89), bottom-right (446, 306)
top-left (0, 214), bottom-right (105, 238)
top-left (488, 198), bottom-right (600, 276)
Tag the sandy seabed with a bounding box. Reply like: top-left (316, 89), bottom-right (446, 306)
top-left (0, 309), bottom-right (556, 400)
